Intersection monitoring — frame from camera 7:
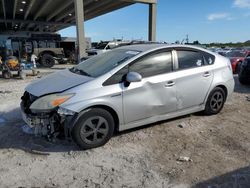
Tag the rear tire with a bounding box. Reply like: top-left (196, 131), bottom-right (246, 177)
top-left (72, 108), bottom-right (115, 150)
top-left (239, 76), bottom-right (249, 85)
top-left (40, 54), bottom-right (55, 68)
top-left (2, 70), bottom-right (11, 79)
top-left (204, 87), bottom-right (226, 115)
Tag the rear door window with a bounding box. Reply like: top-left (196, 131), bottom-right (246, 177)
top-left (177, 50), bottom-right (204, 70)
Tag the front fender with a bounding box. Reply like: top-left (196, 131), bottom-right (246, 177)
top-left (61, 96), bottom-right (124, 126)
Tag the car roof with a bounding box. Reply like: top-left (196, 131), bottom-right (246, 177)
top-left (117, 44), bottom-right (166, 52)
top-left (117, 43), bottom-right (209, 53)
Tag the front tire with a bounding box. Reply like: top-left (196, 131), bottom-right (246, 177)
top-left (72, 108), bottom-right (115, 150)
top-left (204, 87), bottom-right (226, 115)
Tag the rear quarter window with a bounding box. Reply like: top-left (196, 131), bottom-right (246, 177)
top-left (203, 52), bottom-right (215, 65)
top-left (177, 50), bottom-right (205, 70)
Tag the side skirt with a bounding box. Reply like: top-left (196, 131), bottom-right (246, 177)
top-left (119, 105), bottom-right (205, 131)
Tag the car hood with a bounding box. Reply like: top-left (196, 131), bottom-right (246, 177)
top-left (26, 69), bottom-right (93, 97)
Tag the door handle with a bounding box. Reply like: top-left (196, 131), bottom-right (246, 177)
top-left (165, 81), bottom-right (175, 87)
top-left (203, 71), bottom-right (211, 77)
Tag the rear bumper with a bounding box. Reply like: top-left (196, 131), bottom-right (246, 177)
top-left (225, 78), bottom-right (235, 100)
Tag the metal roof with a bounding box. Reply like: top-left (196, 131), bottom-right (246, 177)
top-left (0, 0), bottom-right (156, 33)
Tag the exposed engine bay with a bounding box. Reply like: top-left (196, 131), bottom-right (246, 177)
top-left (21, 91), bottom-right (74, 140)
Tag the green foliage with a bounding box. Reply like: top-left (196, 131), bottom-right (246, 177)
top-left (205, 41), bottom-right (250, 48)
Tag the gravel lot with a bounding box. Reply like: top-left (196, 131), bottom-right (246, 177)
top-left (0, 65), bottom-right (250, 188)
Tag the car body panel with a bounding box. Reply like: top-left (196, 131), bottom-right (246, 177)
top-left (174, 66), bottom-right (214, 110)
top-left (123, 71), bottom-right (177, 124)
top-left (61, 80), bottom-right (125, 124)
top-left (26, 69), bottom-right (93, 97)
top-left (120, 104), bottom-right (204, 131)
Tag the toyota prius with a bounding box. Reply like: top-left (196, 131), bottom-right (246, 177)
top-left (21, 44), bottom-right (234, 149)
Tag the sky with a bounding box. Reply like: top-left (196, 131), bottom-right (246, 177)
top-left (59, 0), bottom-right (250, 44)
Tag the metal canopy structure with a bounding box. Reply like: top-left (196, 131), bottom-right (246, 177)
top-left (0, 0), bottom-right (157, 58)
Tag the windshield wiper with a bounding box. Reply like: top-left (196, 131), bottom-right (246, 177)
top-left (70, 67), bottom-right (91, 77)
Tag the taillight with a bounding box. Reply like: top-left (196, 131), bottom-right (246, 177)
top-left (227, 60), bottom-right (232, 71)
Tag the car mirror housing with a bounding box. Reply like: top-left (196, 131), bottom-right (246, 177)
top-left (126, 72), bottom-right (142, 83)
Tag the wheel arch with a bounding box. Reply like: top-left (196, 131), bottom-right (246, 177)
top-left (204, 84), bottom-right (229, 106)
top-left (213, 84), bottom-right (228, 99)
top-left (39, 51), bottom-right (56, 58)
top-left (76, 105), bottom-right (120, 132)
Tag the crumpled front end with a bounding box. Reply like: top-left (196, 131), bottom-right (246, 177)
top-left (20, 91), bottom-right (76, 140)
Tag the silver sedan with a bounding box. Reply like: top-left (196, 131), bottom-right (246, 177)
top-left (21, 44), bottom-right (235, 149)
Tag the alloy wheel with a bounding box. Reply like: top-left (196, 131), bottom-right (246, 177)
top-left (80, 116), bottom-right (109, 145)
top-left (210, 91), bottom-right (224, 112)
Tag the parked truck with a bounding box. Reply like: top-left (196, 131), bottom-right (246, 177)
top-left (10, 33), bottom-right (67, 68)
top-left (0, 32), bottom-right (90, 68)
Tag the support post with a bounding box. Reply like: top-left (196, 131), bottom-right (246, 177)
top-left (148, 3), bottom-right (156, 41)
top-left (74, 0), bottom-right (87, 62)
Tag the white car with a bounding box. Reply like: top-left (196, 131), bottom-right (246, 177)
top-left (87, 41), bottom-right (130, 56)
top-left (21, 44), bottom-right (235, 149)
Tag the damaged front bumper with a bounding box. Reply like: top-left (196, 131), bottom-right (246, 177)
top-left (20, 92), bottom-right (77, 140)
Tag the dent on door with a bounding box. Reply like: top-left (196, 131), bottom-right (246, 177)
top-left (123, 75), bottom-right (177, 124)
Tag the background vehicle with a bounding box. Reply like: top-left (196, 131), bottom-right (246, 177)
top-left (21, 44), bottom-right (234, 150)
top-left (239, 57), bottom-right (250, 85)
top-left (225, 50), bottom-right (250, 74)
top-left (11, 33), bottom-right (65, 68)
top-left (0, 33), bottom-right (91, 68)
top-left (86, 40), bottom-right (130, 56)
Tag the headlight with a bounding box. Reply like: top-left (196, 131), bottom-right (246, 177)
top-left (57, 107), bottom-right (75, 116)
top-left (30, 93), bottom-right (75, 112)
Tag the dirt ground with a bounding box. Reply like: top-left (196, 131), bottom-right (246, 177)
top-left (0, 65), bottom-right (250, 188)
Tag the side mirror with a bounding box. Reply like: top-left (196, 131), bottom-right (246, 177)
top-left (126, 72), bottom-right (142, 83)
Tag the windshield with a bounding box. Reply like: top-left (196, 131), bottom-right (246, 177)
top-left (226, 51), bottom-right (245, 58)
top-left (95, 42), bottom-right (109, 49)
top-left (70, 49), bottom-right (140, 78)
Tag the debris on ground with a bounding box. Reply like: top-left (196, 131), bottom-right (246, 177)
top-left (29, 149), bottom-right (50, 156)
top-left (0, 90), bottom-right (12, 94)
top-left (246, 95), bottom-right (250, 101)
top-left (177, 156), bottom-right (193, 162)
top-left (178, 122), bottom-right (188, 128)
